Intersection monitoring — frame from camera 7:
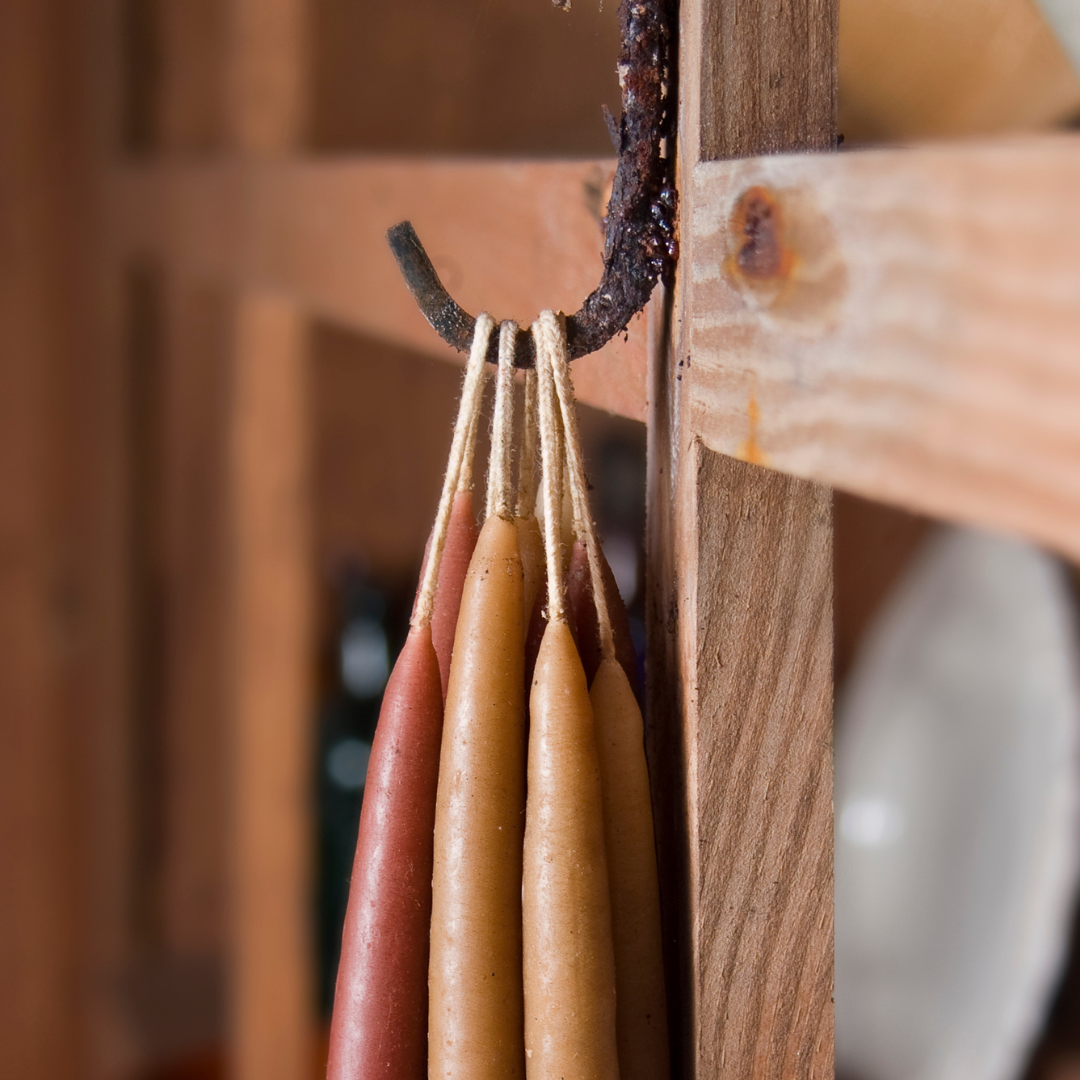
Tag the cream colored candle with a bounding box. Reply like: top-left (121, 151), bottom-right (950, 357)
top-left (428, 514), bottom-right (527, 1080)
top-left (523, 619), bottom-right (619, 1080)
top-left (591, 656), bottom-right (670, 1080)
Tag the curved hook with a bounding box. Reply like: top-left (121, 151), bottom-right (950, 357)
top-left (387, 0), bottom-right (677, 369)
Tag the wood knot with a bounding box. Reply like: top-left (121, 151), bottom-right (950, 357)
top-left (731, 186), bottom-right (792, 284)
top-left (723, 183), bottom-right (846, 330)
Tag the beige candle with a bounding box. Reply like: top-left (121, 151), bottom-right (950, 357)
top-left (428, 513), bottom-right (527, 1080)
top-left (591, 656), bottom-right (670, 1080)
top-left (523, 619), bottom-right (619, 1080)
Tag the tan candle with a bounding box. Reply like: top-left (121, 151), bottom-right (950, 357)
top-left (428, 514), bottom-right (527, 1080)
top-left (591, 656), bottom-right (670, 1080)
top-left (523, 619), bottom-right (619, 1080)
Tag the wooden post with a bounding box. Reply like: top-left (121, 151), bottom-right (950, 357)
top-left (228, 296), bottom-right (313, 1080)
top-left (223, 3), bottom-right (313, 1078)
top-left (0, 2), bottom-right (79, 1075)
top-left (647, 1), bottom-right (836, 1077)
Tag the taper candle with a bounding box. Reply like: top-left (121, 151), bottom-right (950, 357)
top-left (591, 656), bottom-right (670, 1080)
top-left (428, 511), bottom-right (527, 1080)
top-left (523, 620), bottom-right (619, 1080)
top-left (326, 625), bottom-right (443, 1080)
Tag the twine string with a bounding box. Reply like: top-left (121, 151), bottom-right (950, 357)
top-left (486, 320), bottom-right (519, 520)
top-left (548, 315), bottom-right (616, 662)
top-left (412, 313), bottom-right (495, 629)
top-left (532, 312), bottom-right (566, 624)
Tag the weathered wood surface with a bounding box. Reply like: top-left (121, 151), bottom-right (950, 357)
top-left (700, 0), bottom-right (836, 158)
top-left (692, 454), bottom-right (834, 1078)
top-left (686, 133), bottom-right (1080, 561)
top-left (228, 295), bottom-right (314, 1080)
top-left (646, 0), bottom-right (836, 1076)
top-left (104, 157), bottom-right (643, 419)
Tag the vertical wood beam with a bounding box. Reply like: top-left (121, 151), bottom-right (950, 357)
top-left (647, 0), bottom-right (836, 1077)
top-left (222, 3), bottom-right (313, 1078)
top-left (224, 0), bottom-right (309, 155)
top-left (229, 296), bottom-right (313, 1080)
top-left (0, 1), bottom-right (90, 1075)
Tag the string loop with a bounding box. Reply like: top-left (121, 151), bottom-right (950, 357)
top-left (532, 312), bottom-right (567, 624)
top-left (486, 320), bottom-right (519, 521)
top-left (412, 313), bottom-right (495, 630)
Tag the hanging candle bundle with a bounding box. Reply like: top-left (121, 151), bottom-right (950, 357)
top-left (329, 5), bottom-right (676, 1071)
top-left (325, 313), bottom-right (669, 1079)
top-left (328, 303), bottom-right (670, 1080)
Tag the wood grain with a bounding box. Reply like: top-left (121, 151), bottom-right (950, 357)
top-left (693, 451), bottom-right (834, 1079)
top-left (686, 134), bottom-right (1080, 561)
top-left (646, 0), bottom-right (835, 1076)
top-left (701, 0), bottom-right (837, 158)
top-left (228, 295), bottom-right (314, 1080)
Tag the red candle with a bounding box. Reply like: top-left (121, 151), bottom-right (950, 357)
top-left (430, 490), bottom-right (479, 697)
top-left (326, 624), bottom-right (443, 1080)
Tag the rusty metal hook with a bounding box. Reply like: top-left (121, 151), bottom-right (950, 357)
top-left (386, 0), bottom-right (677, 369)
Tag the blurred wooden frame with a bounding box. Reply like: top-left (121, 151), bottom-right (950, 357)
top-left (108, 0), bottom-right (1080, 1077)
top-left (5, 0), bottom-right (1079, 1075)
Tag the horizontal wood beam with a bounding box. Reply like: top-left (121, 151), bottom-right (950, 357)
top-left (685, 132), bottom-right (1080, 560)
top-left (104, 158), bottom-right (646, 421)
top-left (104, 135), bottom-right (1080, 555)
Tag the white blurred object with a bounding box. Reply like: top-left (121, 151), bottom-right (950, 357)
top-left (340, 617), bottom-right (389, 698)
top-left (835, 527), bottom-right (1080, 1080)
top-left (1037, 0), bottom-right (1080, 75)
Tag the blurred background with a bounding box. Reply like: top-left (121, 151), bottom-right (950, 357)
top-left (2, 0), bottom-right (1079, 1078)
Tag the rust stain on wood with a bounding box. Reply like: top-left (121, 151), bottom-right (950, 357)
top-left (722, 184), bottom-right (847, 329)
top-left (728, 186), bottom-right (795, 285)
top-left (737, 392), bottom-right (768, 465)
